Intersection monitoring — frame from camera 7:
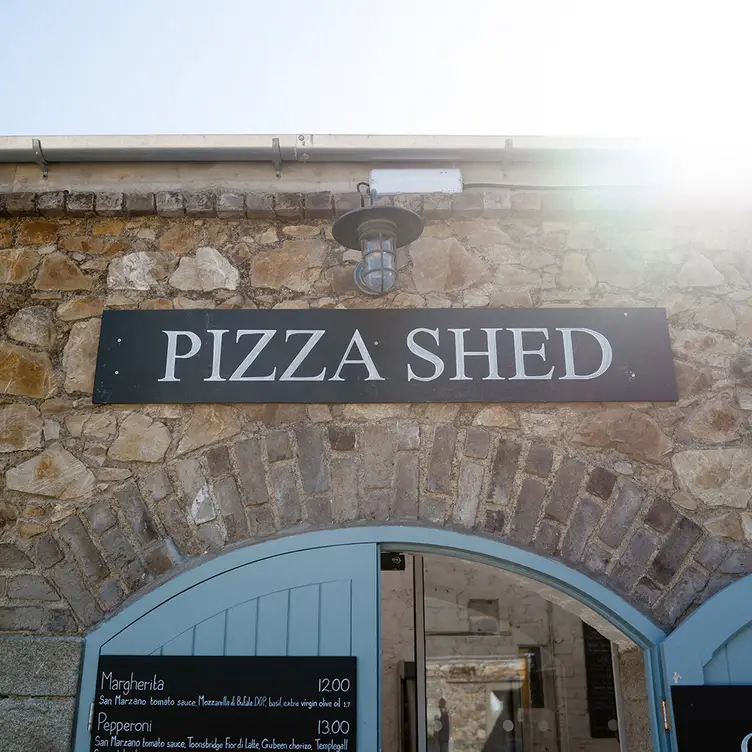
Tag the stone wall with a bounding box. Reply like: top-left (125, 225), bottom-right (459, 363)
top-left (616, 649), bottom-right (651, 752)
top-left (2, 185), bottom-right (751, 750)
top-left (0, 636), bottom-right (82, 752)
top-left (1, 188), bottom-right (751, 640)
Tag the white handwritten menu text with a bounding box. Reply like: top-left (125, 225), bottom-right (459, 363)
top-left (90, 655), bottom-right (356, 752)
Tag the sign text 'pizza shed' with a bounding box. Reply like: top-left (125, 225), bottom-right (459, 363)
top-left (93, 308), bottom-right (677, 404)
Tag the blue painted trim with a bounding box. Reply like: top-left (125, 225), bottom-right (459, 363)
top-left (662, 572), bottom-right (752, 685)
top-left (77, 525), bottom-right (670, 752)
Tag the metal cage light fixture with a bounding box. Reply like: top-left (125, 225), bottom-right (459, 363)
top-left (332, 203), bottom-right (424, 295)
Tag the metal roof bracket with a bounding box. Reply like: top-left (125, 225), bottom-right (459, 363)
top-left (32, 138), bottom-right (48, 180)
top-left (271, 137), bottom-right (282, 178)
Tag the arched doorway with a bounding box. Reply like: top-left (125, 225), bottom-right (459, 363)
top-left (72, 526), bottom-right (682, 752)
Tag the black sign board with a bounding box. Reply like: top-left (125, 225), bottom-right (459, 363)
top-left (582, 624), bottom-right (618, 738)
top-left (672, 686), bottom-right (752, 751)
top-left (91, 654), bottom-right (356, 752)
top-left (93, 308), bottom-right (676, 404)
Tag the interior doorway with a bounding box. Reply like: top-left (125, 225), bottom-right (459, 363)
top-left (382, 553), bottom-right (650, 752)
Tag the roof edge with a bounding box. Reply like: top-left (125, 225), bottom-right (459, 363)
top-left (0, 134), bottom-right (656, 165)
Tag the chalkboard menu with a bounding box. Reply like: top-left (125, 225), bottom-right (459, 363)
top-left (672, 686), bottom-right (752, 751)
top-left (90, 655), bottom-right (356, 752)
top-left (581, 624), bottom-right (618, 738)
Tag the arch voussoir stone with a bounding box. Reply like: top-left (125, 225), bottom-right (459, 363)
top-left (3, 410), bottom-right (749, 636)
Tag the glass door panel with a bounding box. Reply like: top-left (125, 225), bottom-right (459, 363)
top-left (421, 555), bottom-right (628, 752)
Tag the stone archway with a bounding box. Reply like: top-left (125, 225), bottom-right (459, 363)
top-left (4, 401), bottom-right (747, 636)
top-left (67, 525), bottom-right (666, 752)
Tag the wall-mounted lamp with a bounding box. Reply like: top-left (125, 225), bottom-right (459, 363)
top-left (332, 205), bottom-right (424, 295)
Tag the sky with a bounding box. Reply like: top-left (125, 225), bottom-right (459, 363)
top-left (1, 0), bottom-right (750, 138)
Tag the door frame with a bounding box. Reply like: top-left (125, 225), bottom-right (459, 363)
top-left (661, 573), bottom-right (752, 751)
top-left (75, 526), bottom-right (670, 752)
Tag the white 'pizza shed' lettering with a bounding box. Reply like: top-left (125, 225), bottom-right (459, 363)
top-left (157, 327), bottom-right (612, 384)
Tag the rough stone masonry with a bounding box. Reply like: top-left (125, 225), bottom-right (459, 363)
top-left (1, 186), bottom-right (752, 749)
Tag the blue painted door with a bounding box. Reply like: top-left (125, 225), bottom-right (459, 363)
top-left (73, 542), bottom-right (380, 752)
top-left (662, 574), bottom-right (752, 748)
